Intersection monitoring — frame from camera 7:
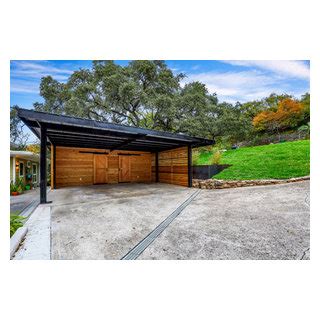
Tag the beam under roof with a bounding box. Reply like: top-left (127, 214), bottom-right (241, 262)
top-left (17, 108), bottom-right (215, 151)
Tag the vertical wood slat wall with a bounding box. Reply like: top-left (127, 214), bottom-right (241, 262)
top-left (155, 146), bottom-right (189, 187)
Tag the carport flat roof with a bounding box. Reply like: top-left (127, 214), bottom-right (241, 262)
top-left (17, 108), bottom-right (214, 152)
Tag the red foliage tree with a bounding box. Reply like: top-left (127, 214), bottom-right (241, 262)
top-left (253, 98), bottom-right (304, 136)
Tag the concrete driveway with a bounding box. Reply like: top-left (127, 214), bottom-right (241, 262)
top-left (50, 181), bottom-right (310, 260)
top-left (50, 183), bottom-right (195, 259)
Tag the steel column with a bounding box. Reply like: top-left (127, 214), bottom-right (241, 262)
top-left (40, 125), bottom-right (47, 203)
top-left (53, 144), bottom-right (56, 189)
top-left (187, 145), bottom-right (192, 187)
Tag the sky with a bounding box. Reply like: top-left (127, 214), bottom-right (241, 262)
top-left (10, 60), bottom-right (310, 108)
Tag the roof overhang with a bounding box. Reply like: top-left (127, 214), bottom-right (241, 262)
top-left (17, 108), bottom-right (214, 152)
top-left (10, 150), bottom-right (39, 162)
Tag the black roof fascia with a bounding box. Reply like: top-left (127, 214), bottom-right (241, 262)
top-left (17, 108), bottom-right (214, 149)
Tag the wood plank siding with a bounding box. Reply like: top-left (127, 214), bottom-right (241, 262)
top-left (154, 146), bottom-right (189, 187)
top-left (52, 146), bottom-right (152, 188)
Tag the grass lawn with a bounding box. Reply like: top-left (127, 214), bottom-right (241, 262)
top-left (196, 139), bottom-right (310, 180)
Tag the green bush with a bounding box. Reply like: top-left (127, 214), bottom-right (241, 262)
top-left (10, 181), bottom-right (18, 193)
top-left (16, 177), bottom-right (24, 187)
top-left (16, 177), bottom-right (25, 194)
top-left (212, 151), bottom-right (221, 164)
top-left (298, 123), bottom-right (310, 138)
top-left (192, 153), bottom-right (199, 165)
top-left (10, 214), bottom-right (25, 237)
top-left (17, 185), bottom-right (24, 194)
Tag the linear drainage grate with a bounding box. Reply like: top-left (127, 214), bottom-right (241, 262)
top-left (121, 189), bottom-right (201, 260)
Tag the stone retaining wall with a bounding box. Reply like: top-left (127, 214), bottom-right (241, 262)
top-left (192, 176), bottom-right (310, 189)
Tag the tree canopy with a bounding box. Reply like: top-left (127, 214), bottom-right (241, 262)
top-left (253, 98), bottom-right (305, 133)
top-left (10, 106), bottom-right (29, 150)
top-left (33, 60), bottom-right (221, 139)
top-left (11, 60), bottom-right (310, 148)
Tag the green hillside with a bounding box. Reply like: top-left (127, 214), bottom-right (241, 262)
top-left (196, 140), bottom-right (310, 180)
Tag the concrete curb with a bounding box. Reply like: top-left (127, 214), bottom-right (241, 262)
top-left (10, 226), bottom-right (28, 259)
top-left (19, 186), bottom-right (51, 218)
top-left (13, 205), bottom-right (51, 260)
top-left (10, 188), bottom-right (52, 260)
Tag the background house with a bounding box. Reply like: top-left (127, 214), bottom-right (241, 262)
top-left (10, 150), bottom-right (40, 186)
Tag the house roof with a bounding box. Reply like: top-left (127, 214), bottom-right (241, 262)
top-left (10, 150), bottom-right (39, 162)
top-left (17, 108), bottom-right (214, 152)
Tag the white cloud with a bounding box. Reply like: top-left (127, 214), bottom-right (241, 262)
top-left (10, 61), bottom-right (77, 94)
top-left (11, 61), bottom-right (74, 81)
top-left (11, 85), bottom-right (39, 94)
top-left (223, 60), bottom-right (310, 80)
top-left (184, 68), bottom-right (309, 103)
top-left (10, 79), bottom-right (40, 94)
top-left (12, 61), bottom-right (74, 74)
top-left (10, 60), bottom-right (310, 104)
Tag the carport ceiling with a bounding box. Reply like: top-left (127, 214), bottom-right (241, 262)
top-left (17, 108), bottom-right (214, 152)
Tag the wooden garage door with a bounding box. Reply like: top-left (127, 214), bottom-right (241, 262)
top-left (53, 147), bottom-right (153, 188)
top-left (94, 154), bottom-right (108, 184)
top-left (119, 156), bottom-right (131, 182)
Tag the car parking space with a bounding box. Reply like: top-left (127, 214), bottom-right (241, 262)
top-left (50, 183), bottom-right (195, 259)
top-left (49, 181), bottom-right (310, 260)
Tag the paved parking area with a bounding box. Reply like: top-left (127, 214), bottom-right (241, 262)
top-left (140, 181), bottom-right (310, 260)
top-left (49, 181), bottom-right (310, 260)
top-left (50, 183), bottom-right (195, 259)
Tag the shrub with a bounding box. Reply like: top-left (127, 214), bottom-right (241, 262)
top-left (212, 151), bottom-right (221, 164)
top-left (192, 151), bottom-right (200, 165)
top-left (10, 214), bottom-right (25, 237)
top-left (16, 177), bottom-right (25, 194)
top-left (10, 181), bottom-right (18, 193)
top-left (196, 145), bottom-right (211, 155)
top-left (298, 123), bottom-right (310, 139)
top-left (16, 177), bottom-right (25, 188)
top-left (215, 137), bottom-right (232, 150)
top-left (17, 185), bottom-right (24, 194)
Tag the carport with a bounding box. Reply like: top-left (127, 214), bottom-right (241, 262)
top-left (17, 108), bottom-right (214, 204)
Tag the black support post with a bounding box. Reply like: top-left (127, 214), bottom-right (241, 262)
top-left (187, 144), bottom-right (192, 187)
top-left (53, 144), bottom-right (56, 189)
top-left (155, 152), bottom-right (159, 183)
top-left (40, 125), bottom-right (47, 203)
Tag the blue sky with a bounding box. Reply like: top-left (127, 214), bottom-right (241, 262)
top-left (10, 60), bottom-right (310, 108)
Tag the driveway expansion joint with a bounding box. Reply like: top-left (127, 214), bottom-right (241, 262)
top-left (121, 189), bottom-right (201, 260)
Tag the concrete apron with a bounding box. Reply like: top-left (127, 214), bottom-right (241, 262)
top-left (50, 183), bottom-right (196, 260)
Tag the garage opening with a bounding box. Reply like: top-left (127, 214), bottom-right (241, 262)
top-left (17, 108), bottom-right (214, 203)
